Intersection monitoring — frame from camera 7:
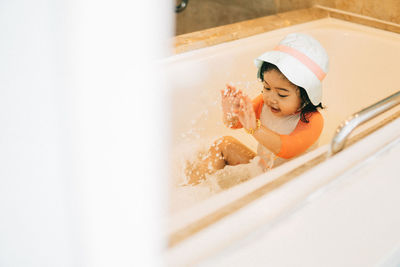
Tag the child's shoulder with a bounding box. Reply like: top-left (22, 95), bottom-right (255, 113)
top-left (305, 110), bottom-right (324, 126)
top-left (309, 110), bottom-right (323, 120)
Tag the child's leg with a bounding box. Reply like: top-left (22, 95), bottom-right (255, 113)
top-left (215, 136), bottom-right (256, 165)
top-left (185, 136), bottom-right (256, 184)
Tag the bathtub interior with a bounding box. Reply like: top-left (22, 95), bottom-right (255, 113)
top-left (165, 18), bottom-right (400, 216)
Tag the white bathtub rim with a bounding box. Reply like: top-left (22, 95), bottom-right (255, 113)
top-left (165, 17), bottom-right (400, 64)
top-left (164, 18), bottom-right (333, 64)
top-left (166, 117), bottom-right (400, 266)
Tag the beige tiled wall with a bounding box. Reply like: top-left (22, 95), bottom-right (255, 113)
top-left (175, 0), bottom-right (313, 35)
top-left (315, 0), bottom-right (400, 24)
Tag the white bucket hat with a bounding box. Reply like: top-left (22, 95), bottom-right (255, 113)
top-left (254, 33), bottom-right (329, 105)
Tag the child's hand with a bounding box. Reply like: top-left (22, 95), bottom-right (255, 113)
top-left (238, 96), bottom-right (257, 130)
top-left (221, 84), bottom-right (242, 123)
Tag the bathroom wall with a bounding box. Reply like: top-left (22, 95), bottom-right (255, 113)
top-left (175, 0), bottom-right (314, 35)
top-left (175, 0), bottom-right (400, 36)
top-left (315, 0), bottom-right (400, 24)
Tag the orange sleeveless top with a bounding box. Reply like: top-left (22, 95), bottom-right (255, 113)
top-left (230, 94), bottom-right (323, 159)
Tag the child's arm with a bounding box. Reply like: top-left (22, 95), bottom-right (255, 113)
top-left (238, 96), bottom-right (282, 154)
top-left (238, 97), bottom-right (323, 158)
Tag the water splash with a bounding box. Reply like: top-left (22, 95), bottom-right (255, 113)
top-left (170, 79), bottom-right (263, 213)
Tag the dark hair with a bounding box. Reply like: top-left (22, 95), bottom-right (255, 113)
top-left (259, 62), bottom-right (324, 123)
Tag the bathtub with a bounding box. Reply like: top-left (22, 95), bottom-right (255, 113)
top-left (164, 17), bottom-right (400, 265)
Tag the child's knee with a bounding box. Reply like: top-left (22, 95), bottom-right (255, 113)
top-left (210, 136), bottom-right (231, 154)
top-left (212, 136), bottom-right (237, 148)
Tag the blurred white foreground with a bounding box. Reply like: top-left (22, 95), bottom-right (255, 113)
top-left (0, 1), bottom-right (172, 266)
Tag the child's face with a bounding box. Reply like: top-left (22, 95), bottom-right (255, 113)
top-left (261, 69), bottom-right (302, 117)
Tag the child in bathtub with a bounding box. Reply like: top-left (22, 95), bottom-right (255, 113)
top-left (185, 33), bottom-right (329, 185)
